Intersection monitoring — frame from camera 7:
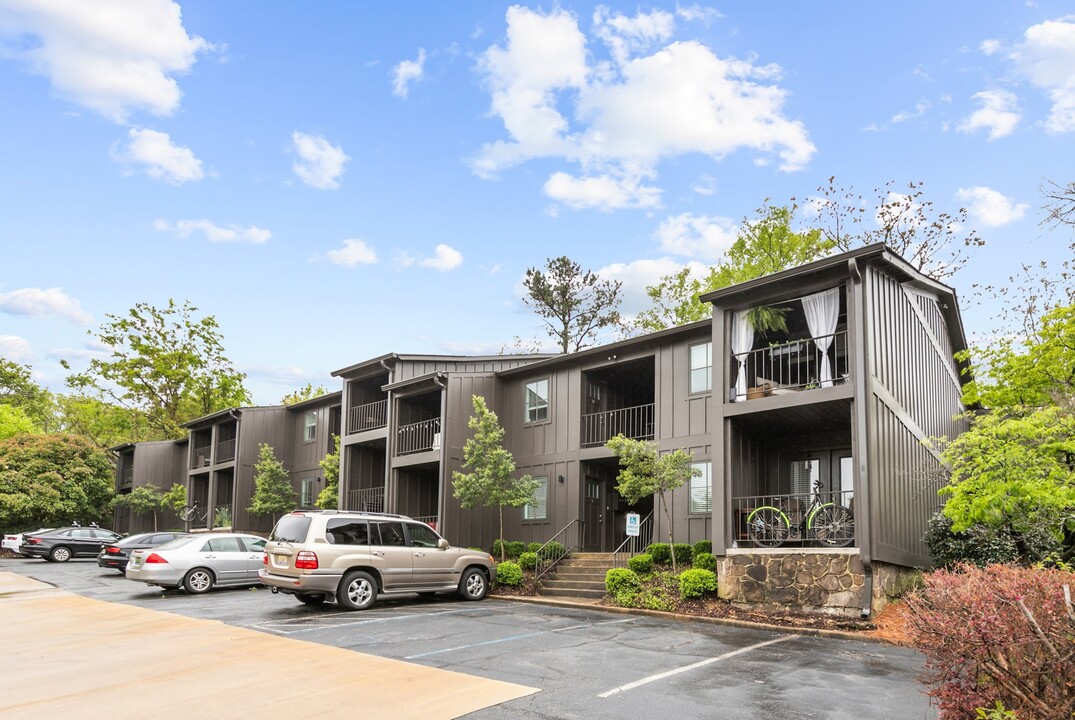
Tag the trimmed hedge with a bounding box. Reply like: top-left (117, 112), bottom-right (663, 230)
top-left (645, 543), bottom-right (671, 565)
top-left (538, 541), bottom-right (566, 561)
top-left (605, 568), bottom-right (641, 595)
top-left (627, 553), bottom-right (654, 574)
top-left (527, 542), bottom-right (542, 553)
top-left (672, 543), bottom-right (693, 566)
top-left (692, 552), bottom-right (717, 572)
top-left (518, 551), bottom-right (538, 571)
top-left (492, 540), bottom-right (527, 559)
top-left (678, 569), bottom-right (718, 599)
top-left (692, 540), bottom-right (712, 557)
top-left (496, 561), bottom-right (523, 586)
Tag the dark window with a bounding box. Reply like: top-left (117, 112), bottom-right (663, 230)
top-left (325, 519), bottom-right (370, 546)
top-left (372, 521), bottom-right (406, 547)
top-left (270, 515), bottom-right (312, 543)
top-left (73, 528), bottom-right (94, 538)
top-left (57, 529), bottom-right (74, 537)
top-left (207, 537), bottom-right (242, 552)
top-left (406, 523), bottom-right (440, 548)
top-left (149, 534), bottom-right (171, 545)
top-left (242, 537), bottom-right (266, 552)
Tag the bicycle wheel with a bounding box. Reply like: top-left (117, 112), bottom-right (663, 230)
top-left (179, 505), bottom-right (197, 522)
top-left (746, 507), bottom-right (790, 548)
top-left (811, 504), bottom-right (855, 547)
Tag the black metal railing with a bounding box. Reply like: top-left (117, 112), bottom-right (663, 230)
top-left (729, 331), bottom-right (849, 402)
top-left (413, 515), bottom-right (438, 530)
top-left (396, 417), bottom-right (441, 455)
top-left (347, 487), bottom-right (385, 513)
top-left (534, 519), bottom-right (584, 580)
top-left (191, 446), bottom-right (212, 469)
top-left (581, 403), bottom-right (655, 447)
top-left (120, 465), bottom-right (133, 486)
top-left (348, 399), bottom-right (388, 434)
top-left (732, 489), bottom-right (855, 548)
top-left (216, 438), bottom-right (236, 462)
top-left (610, 511), bottom-right (653, 568)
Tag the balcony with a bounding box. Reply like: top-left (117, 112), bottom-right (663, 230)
top-left (120, 465), bottom-right (133, 487)
top-left (216, 438), bottom-right (236, 462)
top-left (348, 399), bottom-right (388, 434)
top-left (191, 445), bottom-right (212, 469)
top-left (732, 489), bottom-right (855, 549)
top-left (730, 331), bottom-right (849, 402)
top-left (348, 487), bottom-right (385, 513)
top-left (396, 418), bottom-right (441, 456)
top-left (581, 403), bottom-right (655, 448)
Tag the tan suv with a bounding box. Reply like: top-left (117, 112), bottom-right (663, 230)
top-left (259, 510), bottom-right (497, 611)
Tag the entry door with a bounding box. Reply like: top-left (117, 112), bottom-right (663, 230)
top-left (583, 478), bottom-right (604, 551)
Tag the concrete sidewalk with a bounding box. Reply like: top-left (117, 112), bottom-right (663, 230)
top-left (0, 572), bottom-right (538, 720)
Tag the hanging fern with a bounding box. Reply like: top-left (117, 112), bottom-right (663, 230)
top-left (746, 305), bottom-right (789, 336)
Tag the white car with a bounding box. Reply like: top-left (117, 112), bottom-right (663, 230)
top-left (2, 529), bottom-right (51, 556)
top-left (126, 532), bottom-right (267, 594)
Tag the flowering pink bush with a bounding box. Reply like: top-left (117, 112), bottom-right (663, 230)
top-left (904, 564), bottom-right (1075, 719)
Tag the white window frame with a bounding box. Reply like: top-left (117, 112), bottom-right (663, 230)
top-left (300, 478), bottom-right (315, 507)
top-left (689, 461), bottom-right (712, 514)
top-left (524, 378), bottom-right (550, 424)
top-left (303, 411), bottom-right (317, 443)
top-left (524, 476), bottom-right (548, 520)
top-left (689, 341), bottom-right (712, 393)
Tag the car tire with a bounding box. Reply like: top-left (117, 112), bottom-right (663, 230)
top-left (336, 570), bottom-right (377, 611)
top-left (297, 594), bottom-right (326, 606)
top-left (458, 568), bottom-right (488, 601)
top-left (50, 546), bottom-right (72, 563)
top-left (183, 568), bottom-right (215, 594)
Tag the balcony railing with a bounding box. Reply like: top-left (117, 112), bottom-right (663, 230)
top-left (581, 403), bottom-right (655, 447)
top-left (191, 446), bottom-right (212, 469)
top-left (120, 465), bottom-right (133, 486)
top-left (732, 489), bottom-right (855, 548)
top-left (396, 417), bottom-right (441, 455)
top-left (348, 399), bottom-right (388, 434)
top-left (216, 438), bottom-right (236, 462)
top-left (347, 487), bottom-right (385, 513)
top-left (412, 515), bottom-right (438, 530)
top-left (729, 331), bottom-right (849, 402)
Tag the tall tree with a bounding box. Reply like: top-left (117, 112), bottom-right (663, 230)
top-left (281, 383), bottom-right (330, 406)
top-left (316, 434), bottom-right (340, 509)
top-left (523, 256), bottom-right (622, 353)
top-left (0, 405), bottom-right (36, 440)
top-left (0, 357), bottom-right (54, 431)
top-left (636, 203), bottom-right (833, 333)
top-left (452, 395), bottom-right (539, 561)
top-left (64, 300), bottom-right (250, 439)
top-left (0, 433), bottom-right (114, 530)
top-left (248, 443), bottom-right (295, 524)
top-left (112, 485), bottom-right (168, 531)
top-left (53, 394), bottom-right (147, 450)
top-left (606, 435), bottom-right (699, 573)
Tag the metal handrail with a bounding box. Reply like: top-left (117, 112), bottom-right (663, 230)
top-left (581, 403), bottom-right (655, 447)
top-left (396, 417), bottom-right (441, 455)
top-left (732, 489), bottom-right (855, 547)
top-left (729, 331), bottom-right (849, 401)
top-left (534, 518), bottom-right (583, 580)
top-left (610, 511), bottom-right (654, 568)
top-left (347, 487), bottom-right (385, 513)
top-left (215, 438), bottom-right (236, 462)
top-left (348, 399), bottom-right (388, 434)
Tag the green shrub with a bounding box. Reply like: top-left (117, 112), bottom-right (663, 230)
top-left (492, 539), bottom-right (506, 557)
top-left (692, 540), bottom-right (712, 557)
top-left (645, 543), bottom-right (671, 564)
top-left (506, 541), bottom-right (526, 558)
top-left (627, 553), bottom-right (654, 574)
top-left (672, 543), bottom-right (693, 566)
top-left (496, 561), bottom-right (523, 586)
top-left (518, 551), bottom-right (538, 571)
top-left (624, 571), bottom-right (679, 611)
top-left (538, 541), bottom-right (566, 561)
top-left (605, 568), bottom-right (641, 596)
top-left (614, 589), bottom-right (639, 605)
top-left (527, 542), bottom-right (542, 553)
top-left (692, 552), bottom-right (717, 572)
top-left (678, 569), bottom-right (718, 599)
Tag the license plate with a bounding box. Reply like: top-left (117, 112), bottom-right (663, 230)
top-left (275, 555), bottom-right (288, 565)
top-left (132, 557), bottom-right (143, 567)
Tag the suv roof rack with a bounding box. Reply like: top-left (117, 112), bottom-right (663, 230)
top-left (306, 509), bottom-right (413, 520)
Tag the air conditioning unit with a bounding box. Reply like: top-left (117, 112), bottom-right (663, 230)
top-left (431, 432), bottom-right (441, 451)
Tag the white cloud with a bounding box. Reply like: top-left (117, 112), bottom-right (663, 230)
top-left (418, 244), bottom-right (463, 272)
top-left (392, 48), bottom-right (426, 98)
top-left (891, 100), bottom-right (930, 123)
top-left (655, 213), bottom-right (738, 261)
top-left (0, 287), bottom-right (92, 324)
top-left (543, 171), bottom-right (662, 210)
top-left (0, 335), bottom-right (35, 363)
top-left (958, 89), bottom-right (1021, 139)
top-left (112, 128), bottom-right (203, 184)
top-left (691, 175), bottom-right (716, 196)
top-left (980, 39), bottom-right (1002, 56)
top-left (290, 131), bottom-right (349, 190)
top-left (0, 0), bottom-right (209, 123)
top-left (472, 7), bottom-right (814, 207)
top-left (956, 186), bottom-right (1029, 227)
top-left (675, 4), bottom-right (723, 24)
top-left (327, 239), bottom-right (378, 266)
top-left (1010, 18), bottom-right (1075, 132)
top-left (154, 219), bottom-right (270, 244)
top-left (596, 257), bottom-right (710, 315)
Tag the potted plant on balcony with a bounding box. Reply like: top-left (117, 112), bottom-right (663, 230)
top-left (744, 305), bottom-right (790, 399)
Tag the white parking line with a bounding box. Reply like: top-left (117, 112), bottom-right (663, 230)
top-left (405, 617), bottom-right (635, 659)
top-left (598, 635), bottom-right (796, 698)
top-left (255, 605), bottom-right (506, 634)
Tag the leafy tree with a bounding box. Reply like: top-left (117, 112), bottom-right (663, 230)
top-left (64, 299), bottom-right (250, 439)
top-left (0, 433), bottom-right (114, 531)
top-left (53, 394), bottom-right (147, 450)
top-left (162, 483), bottom-right (188, 517)
top-left (316, 434), bottom-right (340, 509)
top-left (0, 357), bottom-right (54, 431)
top-left (248, 443), bottom-right (294, 523)
top-left (810, 177), bottom-right (984, 280)
top-left (0, 404), bottom-right (36, 440)
top-left (523, 256), bottom-right (622, 353)
top-left (636, 203), bottom-right (833, 332)
top-left (281, 383), bottom-right (330, 406)
top-left (113, 485), bottom-right (168, 531)
top-left (606, 435), bottom-right (699, 573)
top-left (452, 395), bottom-right (539, 561)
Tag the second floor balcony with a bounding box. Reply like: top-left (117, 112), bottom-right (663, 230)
top-left (348, 399), bottom-right (388, 434)
top-left (215, 438), bottom-right (236, 462)
top-left (730, 331), bottom-right (849, 402)
top-left (581, 403), bottom-right (655, 448)
top-left (396, 417), bottom-right (441, 456)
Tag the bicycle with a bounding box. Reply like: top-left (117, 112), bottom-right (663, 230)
top-left (179, 502), bottom-right (208, 525)
top-left (746, 479), bottom-right (854, 548)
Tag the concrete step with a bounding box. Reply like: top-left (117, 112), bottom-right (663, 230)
top-left (539, 587), bottom-right (607, 600)
top-left (541, 578), bottom-right (607, 591)
top-left (550, 566), bottom-right (609, 577)
top-left (555, 558), bottom-right (617, 569)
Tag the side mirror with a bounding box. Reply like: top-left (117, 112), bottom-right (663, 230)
top-left (437, 538), bottom-right (450, 550)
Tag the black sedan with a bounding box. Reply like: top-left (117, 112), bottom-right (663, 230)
top-left (98, 531), bottom-right (190, 572)
top-left (20, 526), bottom-right (122, 562)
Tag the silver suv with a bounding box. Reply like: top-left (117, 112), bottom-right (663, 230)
top-left (259, 510), bottom-right (497, 611)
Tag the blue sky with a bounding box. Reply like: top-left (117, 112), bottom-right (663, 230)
top-left (1, 1), bottom-right (1072, 404)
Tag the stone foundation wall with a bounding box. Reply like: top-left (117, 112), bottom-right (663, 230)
top-left (716, 551), bottom-right (866, 616)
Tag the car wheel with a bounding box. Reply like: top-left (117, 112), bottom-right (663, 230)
top-left (458, 568), bottom-right (488, 601)
top-left (297, 594), bottom-right (326, 606)
top-left (336, 571), bottom-right (377, 611)
top-left (183, 568), bottom-right (215, 594)
top-left (50, 546), bottom-right (72, 563)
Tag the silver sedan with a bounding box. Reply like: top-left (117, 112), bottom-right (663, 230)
top-left (126, 533), bottom-right (267, 594)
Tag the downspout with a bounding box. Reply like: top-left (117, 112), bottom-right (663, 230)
top-left (227, 409), bottom-right (241, 531)
top-left (434, 374), bottom-right (448, 534)
top-left (381, 358), bottom-right (396, 514)
top-left (848, 258), bottom-right (874, 618)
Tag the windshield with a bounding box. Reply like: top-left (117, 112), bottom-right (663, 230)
top-left (152, 537), bottom-right (197, 552)
top-left (270, 515), bottom-right (312, 543)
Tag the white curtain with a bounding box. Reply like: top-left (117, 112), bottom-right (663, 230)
top-left (731, 310), bottom-right (754, 400)
top-left (801, 288), bottom-right (840, 387)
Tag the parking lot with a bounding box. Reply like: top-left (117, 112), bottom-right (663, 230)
top-left (0, 557), bottom-right (937, 719)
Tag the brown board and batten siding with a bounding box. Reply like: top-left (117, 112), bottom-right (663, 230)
top-left (234, 406), bottom-right (289, 533)
top-left (117, 441), bottom-right (187, 533)
top-left (864, 264), bottom-right (967, 567)
top-left (285, 395), bottom-right (342, 507)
